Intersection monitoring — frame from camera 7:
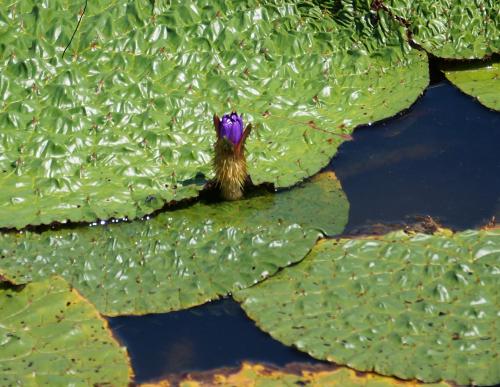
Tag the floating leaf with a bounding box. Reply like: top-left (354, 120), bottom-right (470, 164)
top-left (442, 59), bottom-right (500, 111)
top-left (384, 0), bottom-right (499, 59)
top-left (0, 172), bottom-right (348, 316)
top-left (236, 229), bottom-right (500, 385)
top-left (0, 0), bottom-right (428, 228)
top-left (141, 362), bottom-right (452, 386)
top-left (0, 277), bottom-right (131, 385)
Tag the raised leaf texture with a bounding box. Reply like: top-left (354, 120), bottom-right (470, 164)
top-left (0, 0), bottom-right (428, 228)
top-left (442, 59), bottom-right (500, 110)
top-left (236, 229), bottom-right (500, 385)
top-left (0, 277), bottom-right (131, 386)
top-left (384, 0), bottom-right (500, 59)
top-left (0, 172), bottom-right (348, 316)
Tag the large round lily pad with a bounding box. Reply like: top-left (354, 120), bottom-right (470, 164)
top-left (442, 59), bottom-right (500, 111)
top-left (235, 229), bottom-right (500, 385)
top-left (383, 0), bottom-right (499, 59)
top-left (0, 0), bottom-right (428, 228)
top-left (0, 172), bottom-right (348, 316)
top-left (141, 362), bottom-right (452, 386)
top-left (0, 277), bottom-right (131, 385)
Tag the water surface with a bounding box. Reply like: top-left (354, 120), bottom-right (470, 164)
top-left (109, 80), bottom-right (500, 383)
top-left (109, 298), bottom-right (319, 383)
top-left (333, 82), bottom-right (500, 232)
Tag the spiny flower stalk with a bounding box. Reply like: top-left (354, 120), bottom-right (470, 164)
top-left (213, 112), bottom-right (252, 200)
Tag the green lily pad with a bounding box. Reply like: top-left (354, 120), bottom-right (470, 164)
top-left (236, 229), bottom-right (500, 385)
top-left (442, 59), bottom-right (500, 111)
top-left (144, 362), bottom-right (452, 386)
top-left (0, 0), bottom-right (427, 228)
top-left (0, 172), bottom-right (348, 316)
top-left (0, 277), bottom-right (131, 385)
top-left (383, 0), bottom-right (499, 59)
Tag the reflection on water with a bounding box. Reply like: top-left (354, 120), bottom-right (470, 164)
top-left (109, 80), bottom-right (500, 383)
top-left (109, 298), bottom-right (319, 383)
top-left (332, 82), bottom-right (500, 232)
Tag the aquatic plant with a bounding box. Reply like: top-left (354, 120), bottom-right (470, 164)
top-left (0, 172), bottom-right (348, 315)
top-left (0, 0), bottom-right (498, 384)
top-left (213, 112), bottom-right (252, 200)
top-left (382, 0), bottom-right (499, 59)
top-left (236, 229), bottom-right (500, 385)
top-left (442, 59), bottom-right (500, 111)
top-left (0, 0), bottom-right (428, 228)
top-left (145, 362), bottom-right (452, 386)
top-left (0, 277), bottom-right (131, 385)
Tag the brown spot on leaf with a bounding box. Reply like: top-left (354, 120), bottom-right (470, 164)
top-left (307, 120), bottom-right (318, 129)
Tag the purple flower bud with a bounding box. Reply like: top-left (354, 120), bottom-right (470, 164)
top-left (219, 112), bottom-right (243, 145)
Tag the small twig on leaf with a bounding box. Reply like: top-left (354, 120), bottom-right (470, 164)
top-left (62, 0), bottom-right (88, 59)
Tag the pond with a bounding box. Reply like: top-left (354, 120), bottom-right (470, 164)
top-left (1, 2), bottom-right (499, 385)
top-left (109, 74), bottom-right (500, 383)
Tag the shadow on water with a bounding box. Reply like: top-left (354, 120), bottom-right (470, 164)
top-left (331, 80), bottom-right (500, 232)
top-left (108, 298), bottom-right (321, 383)
top-left (109, 79), bottom-right (500, 383)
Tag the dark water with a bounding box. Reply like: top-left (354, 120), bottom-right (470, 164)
top-left (109, 80), bottom-right (500, 383)
top-left (109, 299), bottom-right (319, 383)
top-left (333, 82), bottom-right (500, 233)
